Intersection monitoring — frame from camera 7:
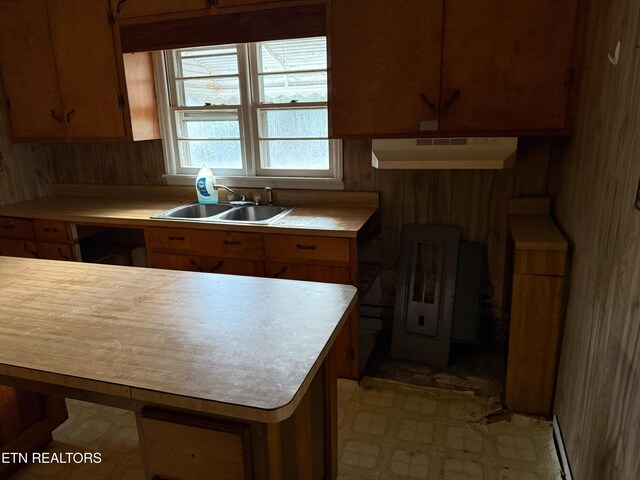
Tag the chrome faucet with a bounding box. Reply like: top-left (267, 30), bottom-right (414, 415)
top-left (264, 186), bottom-right (274, 206)
top-left (213, 184), bottom-right (245, 201)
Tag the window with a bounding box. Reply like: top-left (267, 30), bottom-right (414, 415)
top-left (157, 37), bottom-right (342, 188)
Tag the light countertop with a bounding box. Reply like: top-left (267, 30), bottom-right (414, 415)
top-left (0, 257), bottom-right (357, 422)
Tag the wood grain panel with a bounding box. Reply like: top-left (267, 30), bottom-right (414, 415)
top-left (329, 0), bottom-right (443, 137)
top-left (549, 0), bottom-right (640, 476)
top-left (47, 0), bottom-right (126, 140)
top-left (505, 273), bottom-right (564, 416)
top-left (0, 1), bottom-right (66, 141)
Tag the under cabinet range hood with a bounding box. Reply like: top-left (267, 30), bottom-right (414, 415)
top-left (371, 137), bottom-right (518, 170)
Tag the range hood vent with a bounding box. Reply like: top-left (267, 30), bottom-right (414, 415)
top-left (372, 137), bottom-right (518, 170)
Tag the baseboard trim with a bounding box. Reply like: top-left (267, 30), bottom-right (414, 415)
top-left (553, 415), bottom-right (573, 480)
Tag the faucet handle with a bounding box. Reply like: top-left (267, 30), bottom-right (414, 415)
top-left (264, 186), bottom-right (274, 206)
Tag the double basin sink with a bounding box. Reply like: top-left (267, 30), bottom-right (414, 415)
top-left (152, 203), bottom-right (292, 225)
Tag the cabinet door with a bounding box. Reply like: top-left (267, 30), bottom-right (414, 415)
top-left (111, 0), bottom-right (210, 19)
top-left (47, 0), bottom-right (126, 139)
top-left (0, 1), bottom-right (66, 140)
top-left (440, 0), bottom-right (579, 133)
top-left (329, 0), bottom-right (443, 137)
top-left (265, 262), bottom-right (350, 284)
top-left (150, 252), bottom-right (263, 276)
top-left (0, 239), bottom-right (39, 258)
top-left (37, 242), bottom-right (77, 261)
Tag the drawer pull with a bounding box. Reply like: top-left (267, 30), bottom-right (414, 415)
top-left (168, 236), bottom-right (185, 242)
top-left (57, 248), bottom-right (70, 261)
top-left (295, 244), bottom-right (317, 251)
top-left (188, 258), bottom-right (205, 272)
top-left (1, 223), bottom-right (15, 230)
top-left (44, 227), bottom-right (59, 233)
top-left (223, 240), bottom-right (241, 246)
top-left (23, 244), bottom-right (39, 258)
top-left (272, 266), bottom-right (288, 278)
top-left (210, 261), bottom-right (224, 273)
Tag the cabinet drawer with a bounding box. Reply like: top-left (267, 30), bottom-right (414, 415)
top-left (0, 239), bottom-right (38, 258)
top-left (145, 227), bottom-right (263, 258)
top-left (265, 262), bottom-right (350, 284)
top-left (0, 217), bottom-right (34, 240)
top-left (33, 219), bottom-right (70, 243)
top-left (38, 242), bottom-right (76, 261)
top-left (149, 253), bottom-right (263, 277)
top-left (265, 235), bottom-right (350, 264)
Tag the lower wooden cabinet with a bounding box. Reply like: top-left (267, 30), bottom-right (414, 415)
top-left (0, 217), bottom-right (79, 261)
top-left (505, 216), bottom-right (568, 417)
top-left (149, 252), bottom-right (264, 276)
top-left (146, 227), bottom-right (361, 378)
top-left (0, 387), bottom-right (68, 477)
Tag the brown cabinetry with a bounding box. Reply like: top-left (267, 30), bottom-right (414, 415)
top-left (328, 0), bottom-right (580, 137)
top-left (145, 226), bottom-right (360, 378)
top-left (0, 217), bottom-right (80, 261)
top-left (505, 212), bottom-right (568, 416)
top-left (0, 0), bottom-right (159, 142)
top-left (111, 0), bottom-right (211, 19)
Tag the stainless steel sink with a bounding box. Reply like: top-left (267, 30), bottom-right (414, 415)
top-left (152, 203), bottom-right (234, 220)
top-left (151, 203), bottom-right (292, 224)
top-left (217, 205), bottom-right (289, 223)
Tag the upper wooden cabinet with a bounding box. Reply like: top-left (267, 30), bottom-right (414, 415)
top-left (0, 0), bottom-right (159, 142)
top-left (328, 0), bottom-right (580, 137)
top-left (111, 0), bottom-right (211, 20)
top-left (329, 0), bottom-right (443, 137)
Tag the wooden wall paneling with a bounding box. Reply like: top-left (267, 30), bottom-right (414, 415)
top-left (0, 92), bottom-right (53, 206)
top-left (450, 171), bottom-right (472, 232)
top-left (513, 137), bottom-right (551, 197)
top-left (50, 139), bottom-right (165, 185)
top-left (402, 170), bottom-right (438, 225)
top-left (550, 0), bottom-right (640, 475)
top-left (342, 140), bottom-right (375, 192)
top-left (435, 170), bottom-right (452, 225)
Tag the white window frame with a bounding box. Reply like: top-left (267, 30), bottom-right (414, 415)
top-left (154, 40), bottom-right (343, 190)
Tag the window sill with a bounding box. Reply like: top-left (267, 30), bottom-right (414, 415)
top-left (163, 174), bottom-right (345, 191)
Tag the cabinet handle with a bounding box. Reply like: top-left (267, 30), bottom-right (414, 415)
top-left (420, 93), bottom-right (438, 113)
top-left (223, 240), bottom-right (241, 246)
top-left (115, 0), bottom-right (126, 14)
top-left (44, 227), bottom-right (58, 233)
top-left (295, 244), bottom-right (317, 251)
top-left (167, 236), bottom-right (185, 242)
top-left (205, 0), bottom-right (218, 7)
top-left (51, 110), bottom-right (63, 123)
top-left (442, 89), bottom-right (461, 111)
top-left (188, 258), bottom-right (205, 272)
top-left (66, 108), bottom-right (75, 123)
top-left (57, 248), bottom-right (70, 261)
top-left (23, 244), bottom-right (39, 258)
top-left (1, 222), bottom-right (16, 230)
top-left (210, 260), bottom-right (224, 273)
top-left (272, 265), bottom-right (288, 278)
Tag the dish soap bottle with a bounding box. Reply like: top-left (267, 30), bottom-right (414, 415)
top-left (195, 165), bottom-right (218, 204)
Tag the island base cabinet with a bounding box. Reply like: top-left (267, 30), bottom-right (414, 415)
top-left (137, 351), bottom-right (337, 480)
top-left (0, 387), bottom-right (68, 478)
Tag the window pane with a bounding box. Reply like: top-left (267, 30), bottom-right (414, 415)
top-left (176, 77), bottom-right (241, 106)
top-left (179, 140), bottom-right (243, 170)
top-left (176, 110), bottom-right (241, 139)
top-left (259, 72), bottom-right (327, 103)
top-left (258, 37), bottom-right (326, 73)
top-left (258, 108), bottom-right (327, 138)
top-left (175, 45), bottom-right (239, 77)
top-left (259, 140), bottom-right (329, 170)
